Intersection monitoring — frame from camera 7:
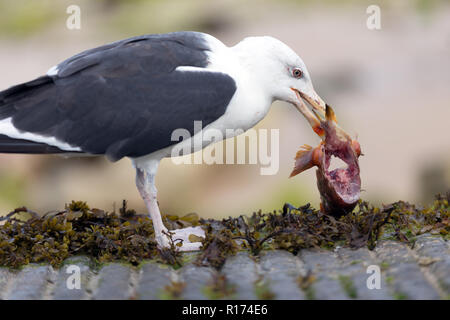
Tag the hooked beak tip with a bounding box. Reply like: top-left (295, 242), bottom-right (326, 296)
top-left (291, 88), bottom-right (327, 139)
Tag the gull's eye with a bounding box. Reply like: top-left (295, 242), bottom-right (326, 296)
top-left (292, 68), bottom-right (303, 78)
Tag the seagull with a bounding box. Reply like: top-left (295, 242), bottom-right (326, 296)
top-left (0, 31), bottom-right (326, 251)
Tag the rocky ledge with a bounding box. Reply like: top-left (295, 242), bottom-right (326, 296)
top-left (0, 235), bottom-right (448, 300)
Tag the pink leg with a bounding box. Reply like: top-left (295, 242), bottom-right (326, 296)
top-left (135, 165), bottom-right (205, 251)
top-left (135, 167), bottom-right (170, 247)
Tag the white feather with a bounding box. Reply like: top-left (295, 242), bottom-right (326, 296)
top-left (46, 65), bottom-right (58, 76)
top-left (0, 118), bottom-right (81, 152)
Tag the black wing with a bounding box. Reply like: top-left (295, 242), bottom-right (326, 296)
top-left (0, 32), bottom-right (236, 160)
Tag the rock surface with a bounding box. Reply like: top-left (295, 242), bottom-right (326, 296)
top-left (0, 235), bottom-right (448, 300)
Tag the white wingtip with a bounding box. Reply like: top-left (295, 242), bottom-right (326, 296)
top-left (0, 118), bottom-right (81, 152)
top-left (46, 65), bottom-right (59, 76)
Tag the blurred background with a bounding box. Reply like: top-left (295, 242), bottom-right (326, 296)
top-left (0, 0), bottom-right (449, 218)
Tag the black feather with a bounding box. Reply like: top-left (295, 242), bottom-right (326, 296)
top-left (0, 32), bottom-right (237, 160)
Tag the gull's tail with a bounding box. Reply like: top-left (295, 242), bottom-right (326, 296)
top-left (0, 76), bottom-right (79, 155)
top-left (0, 134), bottom-right (68, 154)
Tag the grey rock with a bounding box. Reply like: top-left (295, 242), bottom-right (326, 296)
top-left (300, 249), bottom-right (341, 271)
top-left (428, 257), bottom-right (450, 295)
top-left (93, 264), bottom-right (131, 300)
top-left (52, 256), bottom-right (93, 300)
top-left (179, 263), bottom-right (215, 299)
top-left (0, 268), bottom-right (15, 299)
top-left (335, 247), bottom-right (375, 275)
top-left (221, 252), bottom-right (258, 299)
top-left (350, 271), bottom-right (393, 300)
top-left (300, 250), bottom-right (349, 299)
top-left (1, 242), bottom-right (448, 300)
top-left (386, 262), bottom-right (440, 299)
top-left (6, 265), bottom-right (55, 300)
top-left (259, 251), bottom-right (305, 299)
top-left (335, 248), bottom-right (393, 299)
top-left (374, 240), bottom-right (415, 264)
top-left (137, 262), bottom-right (174, 300)
top-left (414, 235), bottom-right (449, 259)
top-left (413, 235), bottom-right (450, 295)
top-left (313, 276), bottom-right (350, 300)
top-left (336, 247), bottom-right (373, 266)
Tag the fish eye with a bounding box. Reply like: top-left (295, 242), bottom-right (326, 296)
top-left (292, 68), bottom-right (303, 78)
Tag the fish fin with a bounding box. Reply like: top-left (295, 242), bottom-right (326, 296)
top-left (294, 144), bottom-right (312, 159)
top-left (290, 146), bottom-right (316, 178)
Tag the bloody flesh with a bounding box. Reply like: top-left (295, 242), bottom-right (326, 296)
top-left (290, 105), bottom-right (362, 217)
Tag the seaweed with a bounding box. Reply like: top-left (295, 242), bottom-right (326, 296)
top-left (0, 193), bottom-right (448, 269)
top-left (0, 201), bottom-right (187, 268)
top-left (195, 224), bottom-right (239, 269)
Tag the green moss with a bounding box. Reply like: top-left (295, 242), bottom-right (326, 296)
top-left (179, 252), bottom-right (198, 266)
top-left (338, 275), bottom-right (357, 299)
top-left (254, 277), bottom-right (275, 300)
top-left (158, 280), bottom-right (186, 300)
top-left (67, 201), bottom-right (90, 214)
top-left (298, 272), bottom-right (316, 300)
top-left (380, 262), bottom-right (390, 270)
top-left (385, 276), bottom-right (394, 285)
top-left (305, 287), bottom-right (316, 300)
top-left (203, 274), bottom-right (236, 300)
top-left (393, 292), bottom-right (408, 300)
